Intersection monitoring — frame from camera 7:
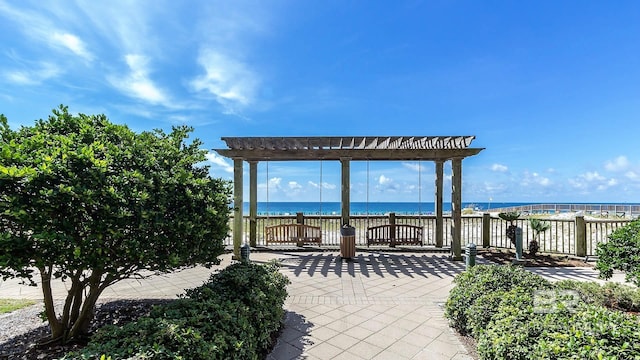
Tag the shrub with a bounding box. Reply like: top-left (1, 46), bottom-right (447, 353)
top-left (477, 292), bottom-right (575, 360)
top-left (467, 288), bottom-right (534, 339)
top-left (444, 264), bottom-right (551, 335)
top-left (595, 218), bottom-right (640, 286)
top-left (532, 304), bottom-right (640, 359)
top-left (69, 262), bottom-right (290, 360)
top-left (76, 317), bottom-right (215, 359)
top-left (555, 280), bottom-right (640, 312)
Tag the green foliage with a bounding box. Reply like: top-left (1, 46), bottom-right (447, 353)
top-left (498, 212), bottom-right (521, 223)
top-left (477, 301), bottom-right (574, 360)
top-left (69, 262), bottom-right (290, 360)
top-left (532, 304), bottom-right (640, 359)
top-left (0, 106), bottom-right (232, 341)
top-left (444, 264), bottom-right (551, 335)
top-left (528, 218), bottom-right (550, 256)
top-left (555, 280), bottom-right (640, 312)
top-left (466, 277), bottom-right (640, 359)
top-left (596, 218), bottom-right (640, 286)
top-left (467, 288), bottom-right (535, 339)
top-left (479, 301), bottom-right (640, 360)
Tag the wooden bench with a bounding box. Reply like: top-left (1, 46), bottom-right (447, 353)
top-left (265, 224), bottom-right (322, 246)
top-left (366, 224), bottom-right (423, 247)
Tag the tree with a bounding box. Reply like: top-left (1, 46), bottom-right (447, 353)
top-left (498, 212), bottom-right (520, 246)
top-left (0, 106), bottom-right (232, 343)
top-left (528, 218), bottom-right (550, 256)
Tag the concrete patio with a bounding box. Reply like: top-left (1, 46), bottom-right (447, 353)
top-left (0, 251), bottom-right (630, 359)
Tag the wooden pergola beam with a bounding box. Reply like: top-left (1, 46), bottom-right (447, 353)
top-left (215, 148), bottom-right (483, 161)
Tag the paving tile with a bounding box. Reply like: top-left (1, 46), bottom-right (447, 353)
top-left (385, 338), bottom-right (424, 358)
top-left (325, 333), bottom-right (361, 351)
top-left (305, 342), bottom-right (343, 359)
top-left (309, 326), bottom-right (341, 342)
top-left (345, 340), bottom-right (385, 359)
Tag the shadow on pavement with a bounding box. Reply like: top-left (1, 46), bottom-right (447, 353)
top-left (278, 252), bottom-right (466, 279)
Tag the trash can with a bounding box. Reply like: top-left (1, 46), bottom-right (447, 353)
top-left (340, 224), bottom-right (356, 259)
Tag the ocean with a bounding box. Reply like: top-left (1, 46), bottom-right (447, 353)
top-left (242, 201), bottom-right (530, 215)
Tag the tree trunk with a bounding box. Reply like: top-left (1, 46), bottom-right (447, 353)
top-left (39, 266), bottom-right (64, 341)
top-left (67, 270), bottom-right (105, 340)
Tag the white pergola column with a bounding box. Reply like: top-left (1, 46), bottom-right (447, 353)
top-left (341, 158), bottom-right (351, 225)
top-left (451, 158), bottom-right (463, 260)
top-left (232, 158), bottom-right (243, 259)
top-left (248, 161), bottom-right (258, 247)
top-left (435, 160), bottom-right (444, 248)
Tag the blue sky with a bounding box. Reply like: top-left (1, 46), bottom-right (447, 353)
top-left (1, 1), bottom-right (639, 204)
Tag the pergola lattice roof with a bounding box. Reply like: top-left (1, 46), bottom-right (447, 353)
top-left (216, 136), bottom-right (483, 161)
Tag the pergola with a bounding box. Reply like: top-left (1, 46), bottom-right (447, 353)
top-left (215, 136), bottom-right (484, 260)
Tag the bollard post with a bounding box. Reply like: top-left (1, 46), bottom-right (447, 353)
top-left (240, 243), bottom-right (251, 263)
top-left (465, 243), bottom-right (477, 269)
top-left (514, 227), bottom-right (523, 263)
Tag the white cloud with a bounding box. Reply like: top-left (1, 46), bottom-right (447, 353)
top-left (191, 50), bottom-right (259, 112)
top-left (491, 163), bottom-right (508, 172)
top-left (109, 54), bottom-right (169, 104)
top-left (582, 171), bottom-right (605, 182)
top-left (50, 32), bottom-right (93, 61)
top-left (605, 156), bottom-right (629, 172)
top-left (402, 162), bottom-right (426, 172)
top-left (3, 62), bottom-right (61, 85)
top-left (205, 152), bottom-right (233, 173)
top-left (379, 175), bottom-right (392, 185)
top-left (308, 181), bottom-right (336, 190)
top-left (626, 171), bottom-right (639, 180)
top-left (521, 171), bottom-right (551, 187)
top-left (288, 181), bottom-right (302, 190)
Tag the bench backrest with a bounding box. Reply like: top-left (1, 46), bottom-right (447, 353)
top-left (366, 224), bottom-right (423, 246)
top-left (265, 223), bottom-right (322, 244)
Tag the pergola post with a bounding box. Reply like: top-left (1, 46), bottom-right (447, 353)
top-left (435, 160), bottom-right (444, 248)
top-left (341, 158), bottom-right (351, 225)
top-left (232, 158), bottom-right (243, 259)
top-left (451, 158), bottom-right (463, 261)
top-left (249, 161), bottom-right (258, 247)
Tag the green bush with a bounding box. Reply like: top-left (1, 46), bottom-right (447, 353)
top-left (533, 304), bottom-right (640, 359)
top-left (68, 262), bottom-right (290, 360)
top-left (444, 264), bottom-right (551, 335)
top-left (77, 317), bottom-right (216, 359)
top-left (596, 218), bottom-right (640, 286)
top-left (556, 280), bottom-right (640, 312)
top-left (467, 288), bottom-right (534, 339)
top-left (474, 279), bottom-right (640, 359)
top-left (477, 305), bottom-right (572, 360)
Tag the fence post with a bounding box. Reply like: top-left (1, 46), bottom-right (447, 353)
top-left (389, 212), bottom-right (396, 247)
top-left (482, 213), bottom-right (491, 248)
top-left (575, 215), bottom-right (586, 257)
top-left (296, 212), bottom-right (304, 224)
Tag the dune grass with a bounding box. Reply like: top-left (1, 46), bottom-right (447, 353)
top-left (0, 298), bottom-right (36, 314)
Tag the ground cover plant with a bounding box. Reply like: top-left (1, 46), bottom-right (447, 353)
top-left (445, 264), bottom-right (640, 359)
top-left (0, 106), bottom-right (232, 343)
top-left (66, 261), bottom-right (290, 360)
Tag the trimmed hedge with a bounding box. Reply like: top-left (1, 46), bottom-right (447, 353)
top-left (67, 261), bottom-right (290, 360)
top-left (444, 264), bottom-right (551, 335)
top-left (446, 264), bottom-right (640, 359)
